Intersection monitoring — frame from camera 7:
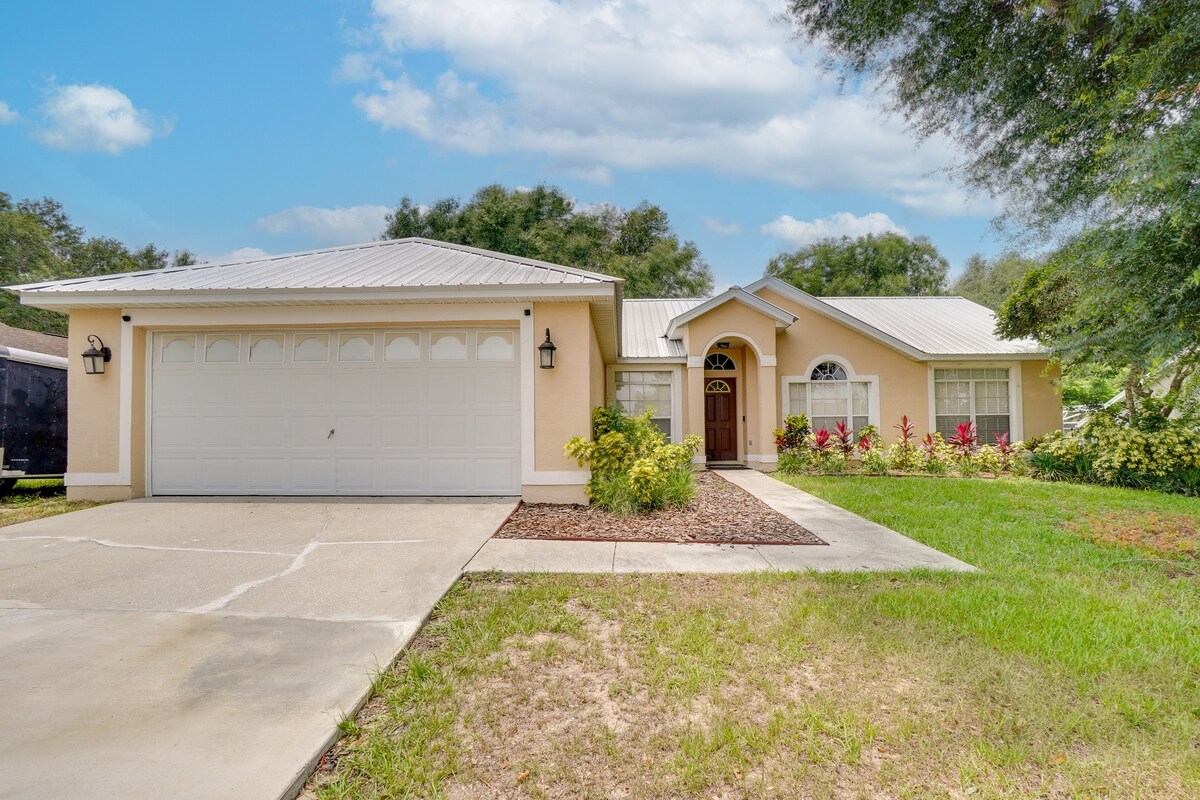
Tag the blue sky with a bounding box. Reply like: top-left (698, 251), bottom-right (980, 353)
top-left (0, 0), bottom-right (1008, 289)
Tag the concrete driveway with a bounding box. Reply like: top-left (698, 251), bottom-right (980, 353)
top-left (0, 496), bottom-right (514, 800)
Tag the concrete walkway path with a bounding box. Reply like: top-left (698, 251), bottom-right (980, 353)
top-left (467, 470), bottom-right (976, 574)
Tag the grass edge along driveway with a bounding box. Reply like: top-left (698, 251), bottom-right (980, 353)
top-left (309, 476), bottom-right (1199, 800)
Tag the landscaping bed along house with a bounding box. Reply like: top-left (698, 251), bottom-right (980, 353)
top-left (495, 470), bottom-right (824, 545)
top-left (773, 410), bottom-right (1200, 497)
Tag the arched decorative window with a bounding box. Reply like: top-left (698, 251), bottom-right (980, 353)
top-left (704, 352), bottom-right (735, 371)
top-left (785, 359), bottom-right (871, 433)
top-left (810, 361), bottom-right (847, 381)
top-left (705, 379), bottom-right (731, 393)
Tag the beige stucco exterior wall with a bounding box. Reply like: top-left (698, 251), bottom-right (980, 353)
top-left (66, 308), bottom-right (131, 501)
top-left (757, 287), bottom-right (931, 433)
top-left (1022, 360), bottom-right (1062, 437)
top-left (588, 315), bottom-right (605, 413)
top-left (532, 301), bottom-right (594, 473)
top-left (681, 301), bottom-right (780, 465)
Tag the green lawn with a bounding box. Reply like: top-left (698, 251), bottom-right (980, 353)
top-left (0, 479), bottom-right (100, 527)
top-left (309, 477), bottom-right (1200, 800)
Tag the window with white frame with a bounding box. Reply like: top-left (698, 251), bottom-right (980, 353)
top-left (613, 370), bottom-right (674, 437)
top-left (934, 368), bottom-right (1010, 441)
top-left (785, 361), bottom-right (870, 433)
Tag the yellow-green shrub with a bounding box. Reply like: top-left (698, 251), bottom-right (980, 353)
top-left (565, 405), bottom-right (702, 513)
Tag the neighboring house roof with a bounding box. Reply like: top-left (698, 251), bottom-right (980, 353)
top-left (622, 299), bottom-right (704, 359)
top-left (0, 322), bottom-right (68, 358)
top-left (8, 238), bottom-right (620, 300)
top-left (745, 276), bottom-right (1044, 360)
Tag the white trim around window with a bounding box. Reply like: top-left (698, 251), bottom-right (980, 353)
top-left (780, 355), bottom-right (880, 433)
top-left (607, 364), bottom-right (684, 442)
top-left (926, 361), bottom-right (1024, 442)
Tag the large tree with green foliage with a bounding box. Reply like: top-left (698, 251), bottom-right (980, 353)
top-left (949, 252), bottom-right (1039, 310)
top-left (765, 232), bottom-right (947, 296)
top-left (786, 0), bottom-right (1200, 423)
top-left (0, 193), bottom-right (191, 335)
top-left (383, 184), bottom-right (713, 298)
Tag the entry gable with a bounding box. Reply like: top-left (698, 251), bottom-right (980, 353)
top-left (664, 287), bottom-right (796, 340)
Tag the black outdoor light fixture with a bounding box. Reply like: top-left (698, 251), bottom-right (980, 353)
top-left (537, 328), bottom-right (557, 369)
top-left (81, 335), bottom-right (112, 375)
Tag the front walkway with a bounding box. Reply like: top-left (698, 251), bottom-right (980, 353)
top-left (466, 470), bottom-right (977, 574)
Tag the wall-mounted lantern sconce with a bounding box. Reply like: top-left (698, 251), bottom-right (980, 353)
top-left (537, 328), bottom-right (557, 369)
top-left (81, 335), bottom-right (112, 375)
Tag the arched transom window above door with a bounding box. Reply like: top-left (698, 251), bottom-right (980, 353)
top-left (705, 379), bottom-right (731, 393)
top-left (784, 360), bottom-right (874, 434)
top-left (704, 352), bottom-right (735, 371)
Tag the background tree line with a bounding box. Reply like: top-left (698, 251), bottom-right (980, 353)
top-left (785, 0), bottom-right (1200, 426)
top-left (0, 192), bottom-right (195, 335)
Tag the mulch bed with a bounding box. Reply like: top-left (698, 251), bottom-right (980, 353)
top-left (495, 470), bottom-right (826, 545)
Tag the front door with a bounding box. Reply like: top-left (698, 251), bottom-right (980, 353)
top-left (704, 378), bottom-right (737, 461)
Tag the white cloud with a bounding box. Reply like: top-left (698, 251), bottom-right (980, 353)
top-left (563, 165), bottom-right (613, 186)
top-left (255, 204), bottom-right (392, 244)
top-left (336, 52), bottom-right (382, 83)
top-left (35, 83), bottom-right (168, 154)
top-left (0, 101), bottom-right (19, 125)
top-left (215, 247), bottom-right (272, 263)
top-left (703, 216), bottom-right (742, 235)
top-left (350, 0), bottom-right (982, 215)
top-left (761, 211), bottom-right (906, 249)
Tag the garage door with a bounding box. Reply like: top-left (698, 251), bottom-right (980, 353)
top-left (150, 328), bottom-right (521, 495)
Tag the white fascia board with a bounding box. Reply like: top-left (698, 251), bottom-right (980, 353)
top-left (746, 276), bottom-right (1049, 361)
top-left (0, 347), bottom-right (68, 369)
top-left (925, 352), bottom-right (1048, 361)
top-left (665, 288), bottom-right (796, 339)
top-left (614, 356), bottom-right (686, 364)
top-left (16, 282), bottom-right (617, 310)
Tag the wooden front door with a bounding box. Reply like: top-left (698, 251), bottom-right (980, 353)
top-left (704, 378), bottom-right (737, 461)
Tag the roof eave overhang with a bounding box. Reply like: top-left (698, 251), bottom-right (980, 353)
top-left (11, 282), bottom-right (618, 311)
top-left (925, 352), bottom-right (1050, 362)
top-left (744, 276), bottom-right (1048, 362)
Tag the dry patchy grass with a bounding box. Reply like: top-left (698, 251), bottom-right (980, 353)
top-left (1065, 510), bottom-right (1198, 564)
top-left (309, 478), bottom-right (1200, 800)
top-left (0, 480), bottom-right (100, 527)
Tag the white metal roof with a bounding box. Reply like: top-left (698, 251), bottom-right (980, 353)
top-left (621, 299), bottom-right (702, 359)
top-left (8, 238), bottom-right (619, 296)
top-left (820, 296), bottom-right (1043, 356)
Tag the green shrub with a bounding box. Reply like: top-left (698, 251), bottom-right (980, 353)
top-left (773, 414), bottom-right (811, 453)
top-left (1022, 416), bottom-right (1200, 495)
top-left (974, 445), bottom-right (1002, 475)
top-left (777, 450), bottom-right (814, 475)
top-left (565, 406), bottom-right (702, 514)
top-left (861, 445), bottom-right (890, 475)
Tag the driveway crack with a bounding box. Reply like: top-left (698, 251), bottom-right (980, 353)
top-left (185, 503), bottom-right (336, 615)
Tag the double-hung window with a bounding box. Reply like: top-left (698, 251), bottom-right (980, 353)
top-left (785, 361), bottom-right (871, 433)
top-left (613, 370), bottom-right (674, 438)
top-left (934, 368), bottom-right (1011, 440)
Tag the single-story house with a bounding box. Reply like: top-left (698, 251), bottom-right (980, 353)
top-left (6, 238), bottom-right (1060, 503)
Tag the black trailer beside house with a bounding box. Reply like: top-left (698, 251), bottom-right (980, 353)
top-left (0, 324), bottom-right (69, 494)
top-left (0, 347), bottom-right (67, 491)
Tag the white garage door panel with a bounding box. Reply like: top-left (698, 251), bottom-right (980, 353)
top-left (151, 328), bottom-right (521, 496)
